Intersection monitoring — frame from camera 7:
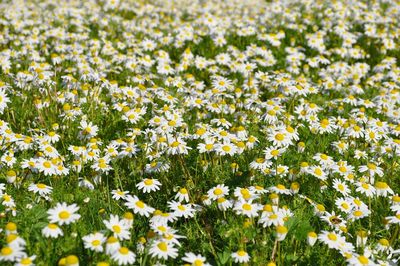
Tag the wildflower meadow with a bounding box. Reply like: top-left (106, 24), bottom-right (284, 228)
top-left (0, 0), bottom-right (399, 265)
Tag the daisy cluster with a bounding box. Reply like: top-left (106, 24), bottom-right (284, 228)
top-left (0, 0), bottom-right (399, 265)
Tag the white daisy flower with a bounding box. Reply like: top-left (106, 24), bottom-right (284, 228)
top-left (47, 202), bottom-right (80, 225)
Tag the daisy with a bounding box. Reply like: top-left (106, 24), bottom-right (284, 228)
top-left (111, 190), bottom-right (129, 201)
top-left (207, 184), bottom-right (229, 201)
top-left (313, 153), bottom-right (334, 166)
top-left (41, 144), bottom-right (59, 158)
top-left (347, 253), bottom-right (376, 266)
top-left (105, 236), bottom-right (121, 256)
top-left (174, 187), bottom-right (189, 202)
top-left (216, 197), bottom-right (233, 211)
top-left (111, 247), bottom-right (136, 265)
top-left (166, 138), bottom-right (191, 155)
top-left (349, 208), bottom-right (371, 221)
top-left (234, 187), bottom-right (257, 201)
top-left (47, 202), bottom-right (80, 225)
top-left (356, 231), bottom-right (368, 247)
top-left (335, 198), bottom-right (353, 213)
top-left (376, 238), bottom-right (391, 252)
top-left (5, 234), bottom-right (25, 249)
top-left (28, 183), bottom-right (52, 197)
top-left (152, 224), bottom-right (173, 236)
top-left (233, 200), bottom-right (262, 217)
top-left (269, 184), bottom-right (291, 195)
top-left (64, 255), bottom-right (79, 266)
top-left (197, 139), bottom-right (216, 153)
top-left (149, 240), bottom-right (178, 260)
top-left (250, 158), bottom-right (272, 171)
top-left (103, 215), bottom-right (131, 240)
top-left (375, 182), bottom-right (394, 197)
top-left (307, 232), bottom-right (318, 246)
top-left (168, 201), bottom-right (197, 218)
top-left (82, 232), bottom-right (107, 252)
top-left (332, 179), bottom-right (351, 196)
top-left (44, 131), bottom-right (60, 144)
top-left (386, 213), bottom-right (400, 225)
top-left (150, 210), bottom-right (177, 226)
top-left (354, 150), bottom-right (368, 159)
top-left (136, 178), bottom-right (161, 193)
top-left (42, 223), bottom-right (63, 238)
top-left (36, 158), bottom-right (57, 176)
top-left (276, 225), bottom-right (288, 241)
top-left (356, 182), bottom-right (376, 197)
top-left (0, 245), bottom-right (25, 262)
top-left (333, 161), bottom-right (354, 177)
top-left (359, 162), bottom-right (384, 177)
top-left (308, 166), bottom-right (328, 180)
top-left (79, 120), bottom-right (99, 139)
top-left (332, 140), bottom-right (349, 154)
top-left (122, 212), bottom-right (134, 228)
top-left (264, 147), bottom-right (283, 160)
top-left (215, 142), bottom-right (237, 156)
top-left (231, 250), bottom-right (250, 263)
top-left (182, 252), bottom-right (211, 266)
top-left (259, 210), bottom-right (285, 227)
top-left (15, 255), bottom-right (36, 266)
top-left (321, 211), bottom-right (346, 228)
top-left (318, 231), bottom-right (346, 250)
top-left (290, 182), bottom-right (300, 194)
top-left (125, 195), bottom-right (155, 217)
top-left (268, 131), bottom-right (291, 147)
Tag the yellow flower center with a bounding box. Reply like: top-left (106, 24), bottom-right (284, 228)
top-left (194, 259), bottom-right (204, 266)
top-left (314, 168), bottom-right (322, 176)
top-left (170, 141), bottom-right (180, 147)
top-left (37, 183), bottom-right (46, 189)
top-left (339, 166), bottom-right (347, 173)
top-left (367, 163), bottom-right (377, 170)
top-left (1, 247), bottom-right (13, 256)
top-left (270, 214), bottom-right (278, 219)
top-left (213, 188), bottom-right (223, 195)
top-left (275, 133), bottom-right (285, 141)
top-left (20, 258), bottom-right (32, 265)
top-left (217, 197), bottom-right (226, 203)
top-left (271, 149), bottom-right (279, 156)
top-left (58, 211), bottom-right (70, 220)
top-left (327, 233), bottom-right (337, 241)
top-left (157, 242), bottom-right (168, 252)
top-left (48, 223), bottom-right (58, 229)
top-left (361, 183), bottom-right (369, 190)
top-left (379, 239), bottom-right (389, 246)
top-left (276, 184), bottom-right (286, 190)
top-left (119, 247), bottom-right (129, 255)
top-left (341, 203), bottom-right (349, 210)
top-left (358, 256), bottom-right (369, 265)
top-left (112, 225), bottom-right (121, 233)
top-left (205, 144), bottom-right (213, 150)
top-left (144, 179), bottom-right (153, 186)
top-left (222, 145), bottom-right (231, 152)
top-left (92, 240), bottom-right (101, 246)
top-left (237, 250), bottom-right (247, 256)
top-left (242, 203), bottom-right (252, 211)
top-left (276, 226), bottom-right (288, 234)
top-left (136, 201), bottom-right (145, 209)
top-left (375, 182), bottom-right (388, 189)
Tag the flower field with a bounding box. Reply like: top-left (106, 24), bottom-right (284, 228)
top-left (0, 0), bottom-right (399, 265)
